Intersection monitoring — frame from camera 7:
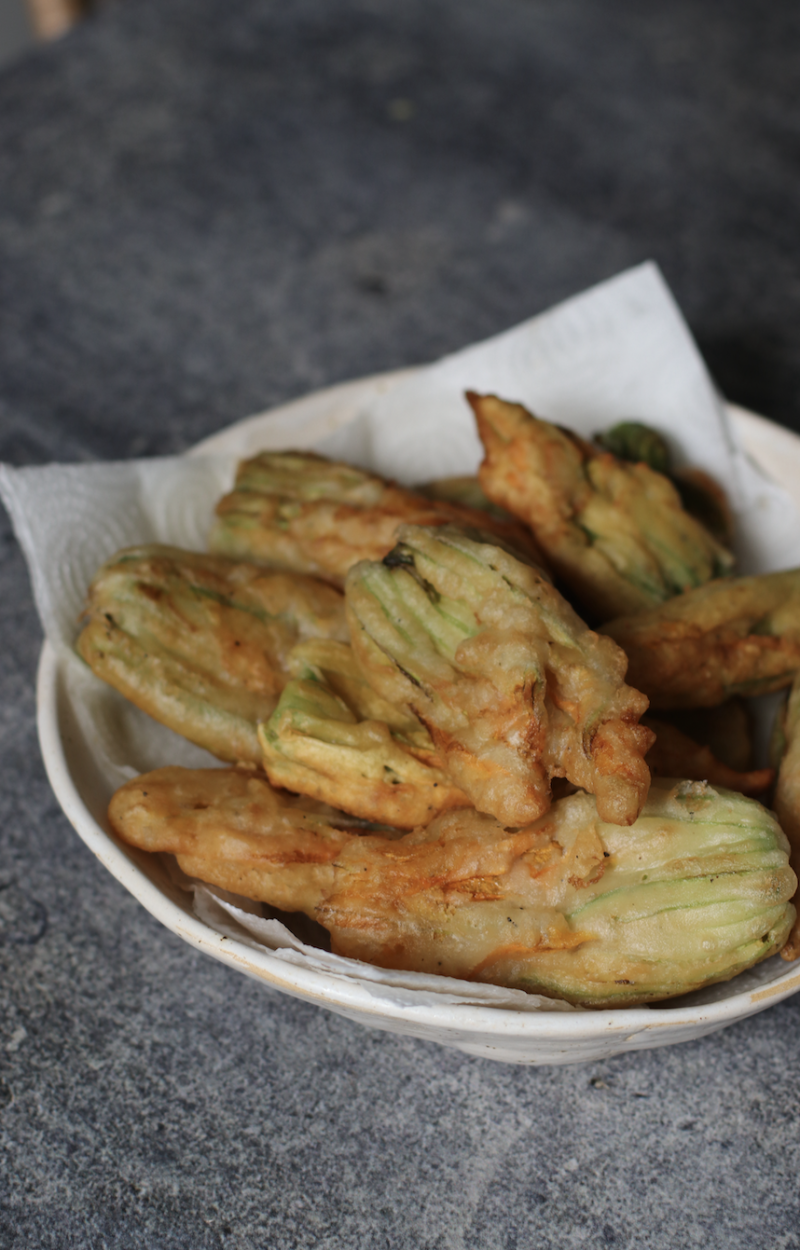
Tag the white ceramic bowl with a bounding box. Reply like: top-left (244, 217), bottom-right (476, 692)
top-left (37, 372), bottom-right (800, 1065)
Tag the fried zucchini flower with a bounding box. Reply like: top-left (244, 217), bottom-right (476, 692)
top-left (109, 770), bottom-right (797, 1008)
top-left (596, 420), bottom-right (734, 547)
top-left (208, 450), bottom-right (543, 587)
top-left (602, 569), bottom-right (800, 708)
top-left (345, 524), bottom-right (653, 827)
top-left (77, 545), bottom-right (348, 764)
top-left (772, 674), bottom-right (800, 960)
top-left (284, 638), bottom-right (432, 750)
top-left (258, 640), bottom-right (469, 828)
top-left (469, 393), bottom-right (734, 620)
top-left (109, 766), bottom-right (366, 915)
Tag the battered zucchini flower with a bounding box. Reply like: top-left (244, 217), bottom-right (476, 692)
top-left (772, 674), bottom-right (800, 960)
top-left (284, 639), bottom-right (434, 755)
top-left (469, 393), bottom-right (734, 620)
top-left (596, 420), bottom-right (734, 548)
top-left (77, 545), bottom-right (348, 764)
top-left (602, 569), bottom-right (800, 708)
top-left (258, 640), bottom-right (469, 828)
top-left (109, 772), bottom-right (797, 1008)
top-left (345, 524), bottom-right (653, 828)
top-left (209, 449), bottom-right (543, 587)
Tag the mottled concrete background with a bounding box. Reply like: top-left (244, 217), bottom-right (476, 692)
top-left (0, 0), bottom-right (32, 71)
top-left (1, 2), bottom-right (800, 1246)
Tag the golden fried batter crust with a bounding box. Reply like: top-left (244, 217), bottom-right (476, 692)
top-left (108, 766), bottom-right (356, 914)
top-left (258, 645), bottom-right (470, 828)
top-left (109, 769), bottom-right (797, 1008)
top-left (77, 545), bottom-right (348, 763)
top-left (209, 450), bottom-right (545, 586)
top-left (470, 392), bottom-right (733, 620)
top-left (602, 569), bottom-right (800, 708)
top-left (345, 524), bottom-right (653, 827)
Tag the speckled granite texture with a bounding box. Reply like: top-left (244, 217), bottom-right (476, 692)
top-left (1, 2), bottom-right (800, 1246)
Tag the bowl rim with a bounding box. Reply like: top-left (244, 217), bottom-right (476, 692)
top-left (36, 371), bottom-right (800, 1043)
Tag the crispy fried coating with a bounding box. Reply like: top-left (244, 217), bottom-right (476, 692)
top-left (469, 392), bottom-right (734, 620)
top-left (77, 545), bottom-right (348, 763)
top-left (345, 525), bottom-right (653, 827)
top-left (208, 450), bottom-right (543, 586)
top-left (109, 770), bottom-right (797, 1008)
top-left (602, 569), bottom-right (800, 708)
top-left (258, 641), bottom-right (469, 828)
top-left (773, 675), bottom-right (800, 960)
top-left (596, 420), bottom-right (734, 547)
top-left (108, 766), bottom-right (365, 914)
top-left (643, 717), bottom-right (773, 796)
top-left (285, 639), bottom-right (433, 755)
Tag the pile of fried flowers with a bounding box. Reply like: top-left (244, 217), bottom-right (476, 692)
top-left (77, 394), bottom-right (800, 1007)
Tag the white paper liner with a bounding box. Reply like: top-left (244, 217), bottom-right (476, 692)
top-left (4, 261), bottom-right (800, 1014)
top-left (0, 455), bottom-right (237, 648)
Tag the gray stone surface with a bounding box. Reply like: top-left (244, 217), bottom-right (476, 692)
top-left (0, 0), bottom-right (32, 71)
top-left (1, 1), bottom-right (800, 1246)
